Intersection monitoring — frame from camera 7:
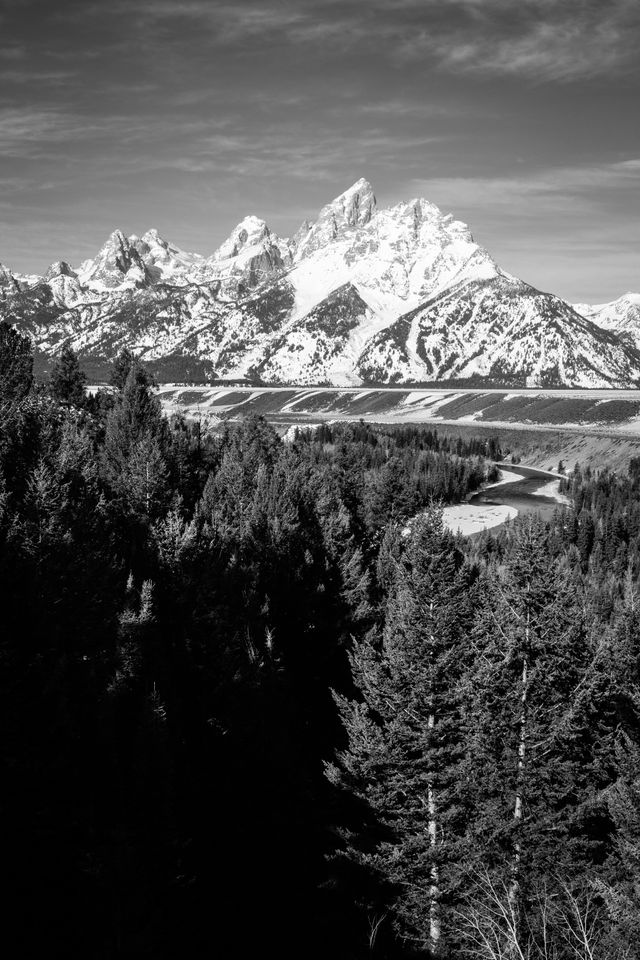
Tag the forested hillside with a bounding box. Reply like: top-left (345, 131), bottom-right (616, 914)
top-left (1, 321), bottom-right (640, 959)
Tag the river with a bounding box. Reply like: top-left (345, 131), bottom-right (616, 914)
top-left (442, 464), bottom-right (570, 536)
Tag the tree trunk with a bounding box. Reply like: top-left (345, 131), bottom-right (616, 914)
top-left (509, 609), bottom-right (529, 912)
top-left (427, 596), bottom-right (440, 951)
top-left (427, 710), bottom-right (440, 951)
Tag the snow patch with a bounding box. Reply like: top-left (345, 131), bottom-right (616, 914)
top-left (442, 503), bottom-right (517, 536)
top-left (530, 479), bottom-right (571, 505)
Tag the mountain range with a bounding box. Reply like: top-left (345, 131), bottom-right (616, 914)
top-left (1, 178), bottom-right (638, 387)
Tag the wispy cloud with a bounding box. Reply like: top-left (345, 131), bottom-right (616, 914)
top-left (121, 0), bottom-right (640, 82)
top-left (398, 1), bottom-right (640, 81)
top-left (161, 127), bottom-right (444, 183)
top-left (356, 99), bottom-right (477, 120)
top-left (19, 0), bottom-right (639, 84)
top-left (409, 158), bottom-right (640, 216)
top-left (0, 68), bottom-right (75, 85)
top-left (0, 106), bottom-right (221, 162)
top-left (0, 109), bottom-right (83, 155)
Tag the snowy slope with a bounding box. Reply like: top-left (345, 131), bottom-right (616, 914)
top-left (573, 294), bottom-right (640, 347)
top-left (2, 178), bottom-right (639, 387)
top-left (358, 277), bottom-right (640, 388)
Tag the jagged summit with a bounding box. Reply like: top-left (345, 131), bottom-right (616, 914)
top-left (45, 261), bottom-right (76, 280)
top-left (331, 177), bottom-right (377, 227)
top-left (140, 228), bottom-right (164, 244)
top-left (0, 262), bottom-right (17, 282)
top-left (2, 177), bottom-right (639, 388)
top-left (212, 216), bottom-right (273, 261)
top-left (0, 262), bottom-right (21, 297)
top-left (130, 229), bottom-right (202, 283)
top-left (194, 215), bottom-right (292, 295)
top-left (294, 178), bottom-right (377, 260)
top-left (78, 230), bottom-right (150, 290)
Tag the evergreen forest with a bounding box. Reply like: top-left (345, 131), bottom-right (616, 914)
top-left (2, 322), bottom-right (640, 959)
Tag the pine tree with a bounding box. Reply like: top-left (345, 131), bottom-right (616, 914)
top-left (102, 362), bottom-right (168, 520)
top-left (327, 507), bottom-right (474, 955)
top-left (22, 459), bottom-right (63, 552)
top-left (606, 735), bottom-right (640, 959)
top-left (0, 321), bottom-right (33, 406)
top-left (596, 577), bottom-right (640, 959)
top-left (110, 347), bottom-right (139, 391)
top-left (49, 343), bottom-right (87, 407)
top-left (461, 518), bottom-right (595, 916)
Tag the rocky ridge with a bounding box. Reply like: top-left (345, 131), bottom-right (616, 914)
top-left (573, 293), bottom-right (640, 348)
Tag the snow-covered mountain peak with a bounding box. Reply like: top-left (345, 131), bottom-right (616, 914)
top-left (130, 229), bottom-right (203, 283)
top-left (140, 227), bottom-right (164, 245)
top-left (293, 178), bottom-right (377, 260)
top-left (100, 229), bottom-right (132, 259)
top-left (193, 216), bottom-right (292, 295)
top-left (78, 229), bottom-right (150, 290)
top-left (82, 229), bottom-right (131, 265)
top-left (573, 292), bottom-right (640, 348)
top-left (393, 195), bottom-right (444, 222)
top-left (44, 261), bottom-right (83, 305)
top-left (332, 178), bottom-right (376, 226)
top-left (0, 261), bottom-right (15, 280)
top-left (574, 292), bottom-right (640, 319)
top-left (0, 262), bottom-right (20, 295)
top-left (381, 196), bottom-right (478, 246)
top-left (212, 215), bottom-right (273, 262)
top-left (612, 291), bottom-right (640, 309)
top-left (283, 182), bottom-right (501, 323)
top-left (45, 260), bottom-right (76, 280)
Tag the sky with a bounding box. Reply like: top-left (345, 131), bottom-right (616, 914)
top-left (0, 0), bottom-right (638, 303)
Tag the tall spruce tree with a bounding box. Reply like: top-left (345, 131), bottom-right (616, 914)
top-left (49, 343), bottom-right (87, 407)
top-left (599, 578), bottom-right (640, 959)
top-left (327, 506), bottom-right (475, 955)
top-left (110, 347), bottom-right (139, 391)
top-left (606, 735), bottom-right (640, 959)
top-left (102, 360), bottom-right (168, 521)
top-left (0, 321), bottom-right (33, 406)
top-left (461, 518), bottom-right (594, 918)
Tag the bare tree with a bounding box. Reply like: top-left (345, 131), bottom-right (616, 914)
top-left (457, 870), bottom-right (612, 960)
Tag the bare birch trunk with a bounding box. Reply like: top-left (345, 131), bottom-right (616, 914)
top-left (427, 598), bottom-right (440, 951)
top-left (145, 461), bottom-right (151, 515)
top-left (427, 711), bottom-right (440, 950)
top-left (509, 609), bottom-right (529, 913)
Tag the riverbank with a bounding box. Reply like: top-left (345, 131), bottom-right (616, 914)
top-left (442, 501), bottom-right (518, 536)
top-left (442, 466), bottom-right (569, 536)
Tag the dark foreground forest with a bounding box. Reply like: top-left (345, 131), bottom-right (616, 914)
top-left (2, 323), bottom-right (640, 959)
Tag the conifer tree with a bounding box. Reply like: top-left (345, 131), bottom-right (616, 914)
top-left (593, 577), bottom-right (640, 958)
top-left (49, 343), bottom-right (87, 407)
top-left (110, 347), bottom-right (138, 391)
top-left (605, 735), bottom-right (640, 959)
top-left (462, 518), bottom-right (594, 917)
top-left (102, 361), bottom-right (168, 520)
top-left (0, 321), bottom-right (33, 406)
top-left (327, 507), bottom-right (474, 955)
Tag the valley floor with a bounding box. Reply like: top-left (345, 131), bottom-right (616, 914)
top-left (157, 384), bottom-right (640, 474)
